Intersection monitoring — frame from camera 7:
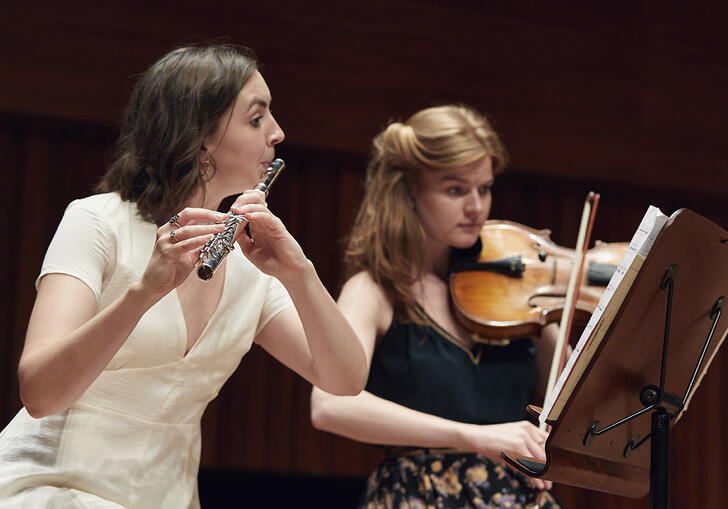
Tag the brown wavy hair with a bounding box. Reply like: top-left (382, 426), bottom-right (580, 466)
top-left (97, 43), bottom-right (258, 224)
top-left (346, 104), bottom-right (508, 321)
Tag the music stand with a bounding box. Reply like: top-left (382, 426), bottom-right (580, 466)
top-left (501, 209), bottom-right (728, 508)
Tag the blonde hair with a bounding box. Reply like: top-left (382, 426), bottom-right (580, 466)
top-left (345, 104), bottom-right (508, 321)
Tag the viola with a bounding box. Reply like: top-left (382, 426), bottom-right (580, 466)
top-left (449, 220), bottom-right (628, 341)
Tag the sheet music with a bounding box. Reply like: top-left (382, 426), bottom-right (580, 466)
top-left (539, 205), bottom-right (669, 425)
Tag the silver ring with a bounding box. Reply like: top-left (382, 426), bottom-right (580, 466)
top-left (169, 230), bottom-right (177, 241)
top-left (168, 214), bottom-right (181, 228)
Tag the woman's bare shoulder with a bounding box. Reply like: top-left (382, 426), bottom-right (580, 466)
top-left (339, 270), bottom-right (393, 337)
top-left (341, 270), bottom-right (388, 302)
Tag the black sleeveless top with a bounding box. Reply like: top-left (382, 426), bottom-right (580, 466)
top-left (365, 305), bottom-right (538, 425)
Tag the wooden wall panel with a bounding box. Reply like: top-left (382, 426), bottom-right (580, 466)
top-left (1, 2), bottom-right (727, 195)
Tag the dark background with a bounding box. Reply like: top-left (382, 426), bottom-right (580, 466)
top-left (1, 2), bottom-right (727, 507)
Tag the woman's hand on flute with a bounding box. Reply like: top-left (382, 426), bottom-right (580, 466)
top-left (140, 208), bottom-right (227, 298)
top-left (231, 190), bottom-right (309, 286)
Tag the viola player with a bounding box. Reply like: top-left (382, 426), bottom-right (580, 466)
top-left (311, 104), bottom-right (565, 508)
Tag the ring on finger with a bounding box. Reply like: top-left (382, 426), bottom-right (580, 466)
top-left (170, 230), bottom-right (177, 242)
top-left (168, 213), bottom-right (181, 228)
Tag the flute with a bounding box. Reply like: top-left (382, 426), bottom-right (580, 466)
top-left (196, 158), bottom-right (285, 281)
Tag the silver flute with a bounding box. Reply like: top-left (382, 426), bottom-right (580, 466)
top-left (196, 158), bottom-right (285, 281)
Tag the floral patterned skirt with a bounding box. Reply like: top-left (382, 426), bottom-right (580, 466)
top-left (357, 450), bottom-right (563, 509)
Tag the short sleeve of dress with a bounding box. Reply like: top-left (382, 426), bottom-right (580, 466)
top-left (37, 198), bottom-right (114, 301)
top-left (255, 276), bottom-right (293, 336)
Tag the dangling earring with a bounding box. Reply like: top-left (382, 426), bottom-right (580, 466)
top-left (199, 148), bottom-right (211, 180)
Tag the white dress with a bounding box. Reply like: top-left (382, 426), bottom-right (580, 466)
top-left (0, 193), bottom-right (292, 508)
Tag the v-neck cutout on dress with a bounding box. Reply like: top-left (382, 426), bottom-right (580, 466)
top-left (413, 304), bottom-right (482, 363)
top-left (173, 258), bottom-right (230, 358)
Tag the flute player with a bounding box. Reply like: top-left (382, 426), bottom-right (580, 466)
top-left (0, 43), bottom-right (367, 508)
